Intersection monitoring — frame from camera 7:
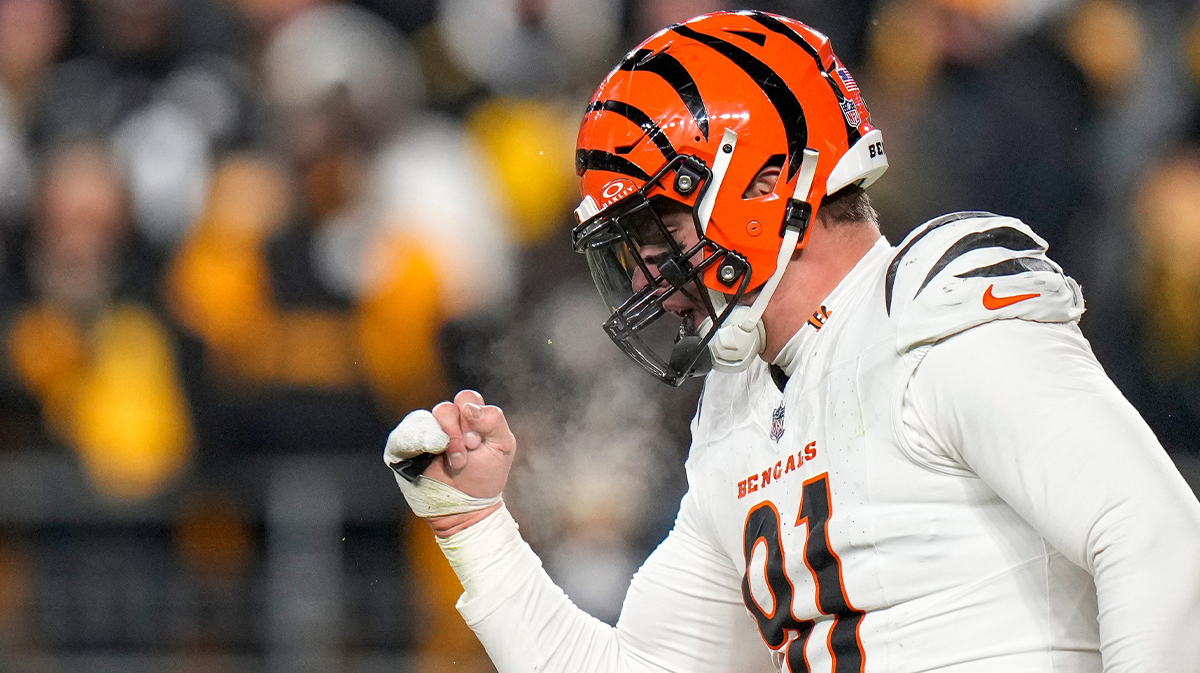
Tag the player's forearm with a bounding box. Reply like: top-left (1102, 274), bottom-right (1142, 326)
top-left (434, 502), bottom-right (755, 673)
top-left (434, 504), bottom-right (631, 673)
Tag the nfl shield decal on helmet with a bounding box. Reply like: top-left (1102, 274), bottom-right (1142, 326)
top-left (770, 401), bottom-right (786, 442)
top-left (840, 98), bottom-right (861, 127)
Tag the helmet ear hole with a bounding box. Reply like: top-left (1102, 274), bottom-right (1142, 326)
top-left (743, 154), bottom-right (786, 199)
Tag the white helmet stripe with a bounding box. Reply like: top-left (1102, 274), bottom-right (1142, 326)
top-left (696, 128), bottom-right (738, 234)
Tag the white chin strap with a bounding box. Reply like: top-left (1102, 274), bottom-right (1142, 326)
top-left (705, 146), bottom-right (821, 373)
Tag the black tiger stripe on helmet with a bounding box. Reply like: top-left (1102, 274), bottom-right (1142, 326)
top-left (742, 10), bottom-right (862, 147)
top-left (617, 48), bottom-right (710, 141)
top-left (574, 149), bottom-right (651, 181)
top-left (585, 100), bottom-right (679, 165)
top-left (671, 23), bottom-right (810, 182)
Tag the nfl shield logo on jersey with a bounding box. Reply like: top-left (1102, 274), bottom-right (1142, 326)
top-left (770, 401), bottom-right (786, 442)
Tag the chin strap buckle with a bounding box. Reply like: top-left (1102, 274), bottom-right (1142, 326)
top-left (781, 198), bottom-right (812, 238)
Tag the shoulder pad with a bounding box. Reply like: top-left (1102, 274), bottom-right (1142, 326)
top-left (885, 212), bottom-right (1085, 353)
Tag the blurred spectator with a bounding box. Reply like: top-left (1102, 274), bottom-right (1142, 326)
top-left (750, 0), bottom-right (880, 67)
top-left (25, 0), bottom-right (251, 249)
top-left (165, 7), bottom-right (548, 661)
top-left (1102, 146), bottom-right (1200, 455)
top-left (232, 0), bottom-right (330, 37)
top-left (1, 140), bottom-right (192, 500)
top-left (633, 0), bottom-right (730, 39)
top-left (165, 154), bottom-right (289, 388)
top-left (0, 0), bottom-right (68, 120)
top-left (165, 6), bottom-right (456, 465)
top-left (0, 0), bottom-right (68, 226)
top-left (438, 0), bottom-right (622, 97)
top-left (866, 0), bottom-right (1095, 261)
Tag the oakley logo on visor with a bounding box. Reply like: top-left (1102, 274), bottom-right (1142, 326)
top-left (600, 179), bottom-right (638, 208)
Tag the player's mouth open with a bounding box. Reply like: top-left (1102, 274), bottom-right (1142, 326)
top-left (663, 287), bottom-right (704, 329)
top-left (672, 309), bottom-right (698, 330)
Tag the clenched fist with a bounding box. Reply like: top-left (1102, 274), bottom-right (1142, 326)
top-left (385, 390), bottom-right (517, 536)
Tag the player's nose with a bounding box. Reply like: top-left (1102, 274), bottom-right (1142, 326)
top-left (632, 266), bottom-right (648, 293)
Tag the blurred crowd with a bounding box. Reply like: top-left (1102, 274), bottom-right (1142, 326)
top-left (0, 0), bottom-right (1197, 670)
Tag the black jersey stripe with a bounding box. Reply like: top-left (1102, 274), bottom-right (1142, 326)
top-left (575, 149), bottom-right (651, 181)
top-left (885, 211), bottom-right (995, 314)
top-left (743, 11), bottom-right (862, 146)
top-left (618, 48), bottom-right (710, 141)
top-left (672, 24), bottom-right (808, 182)
top-left (586, 100), bottom-right (678, 164)
top-left (914, 227), bottom-right (1042, 298)
top-left (955, 256), bottom-right (1056, 279)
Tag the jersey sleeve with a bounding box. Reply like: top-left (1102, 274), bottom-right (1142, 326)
top-left (904, 319), bottom-right (1200, 672)
top-left (436, 485), bottom-right (761, 673)
top-left (886, 212), bottom-right (1085, 353)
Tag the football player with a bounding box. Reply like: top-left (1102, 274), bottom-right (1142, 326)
top-left (384, 11), bottom-right (1200, 672)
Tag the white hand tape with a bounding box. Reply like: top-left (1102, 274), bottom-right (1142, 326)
top-left (385, 409), bottom-right (450, 460)
top-left (384, 409), bottom-right (502, 518)
top-left (394, 474), bottom-right (503, 519)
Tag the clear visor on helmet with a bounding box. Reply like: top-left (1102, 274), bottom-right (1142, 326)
top-left (573, 164), bottom-right (750, 386)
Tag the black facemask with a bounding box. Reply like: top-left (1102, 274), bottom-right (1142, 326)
top-left (573, 156), bottom-right (751, 386)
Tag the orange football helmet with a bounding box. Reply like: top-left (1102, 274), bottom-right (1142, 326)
top-left (573, 10), bottom-right (887, 385)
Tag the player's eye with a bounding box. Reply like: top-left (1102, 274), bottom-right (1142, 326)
top-left (642, 250), bottom-right (671, 267)
top-left (623, 206), bottom-right (668, 247)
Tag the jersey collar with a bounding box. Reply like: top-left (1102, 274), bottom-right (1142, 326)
top-left (773, 236), bottom-right (893, 377)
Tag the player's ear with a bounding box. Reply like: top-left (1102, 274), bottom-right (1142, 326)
top-left (743, 164), bottom-right (781, 198)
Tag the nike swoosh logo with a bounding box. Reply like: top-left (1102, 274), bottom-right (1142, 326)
top-left (983, 285), bottom-right (1040, 310)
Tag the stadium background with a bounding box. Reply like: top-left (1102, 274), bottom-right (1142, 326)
top-left (0, 0), bottom-right (1197, 670)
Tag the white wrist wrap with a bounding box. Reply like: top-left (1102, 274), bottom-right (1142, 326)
top-left (394, 474), bottom-right (503, 519)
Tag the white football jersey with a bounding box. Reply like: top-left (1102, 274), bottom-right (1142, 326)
top-left (688, 212), bottom-right (1092, 672)
top-left (431, 213), bottom-right (1200, 673)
